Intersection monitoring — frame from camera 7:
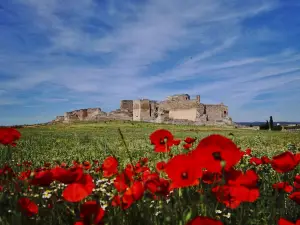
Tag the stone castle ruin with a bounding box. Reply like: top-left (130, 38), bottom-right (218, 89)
top-left (52, 94), bottom-right (233, 125)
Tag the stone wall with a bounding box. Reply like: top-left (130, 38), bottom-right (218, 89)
top-left (205, 104), bottom-right (228, 121)
top-left (166, 94), bottom-right (190, 101)
top-left (120, 100), bottom-right (133, 113)
top-left (169, 108), bottom-right (197, 121)
top-left (159, 99), bottom-right (200, 111)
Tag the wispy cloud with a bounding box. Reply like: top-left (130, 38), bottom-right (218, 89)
top-left (0, 0), bottom-right (300, 125)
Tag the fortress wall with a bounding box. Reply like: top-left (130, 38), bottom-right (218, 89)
top-left (169, 108), bottom-right (197, 121)
top-left (205, 104), bottom-right (229, 121)
top-left (120, 100), bottom-right (133, 113)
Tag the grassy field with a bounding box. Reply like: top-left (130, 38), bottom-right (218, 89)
top-left (0, 121), bottom-right (299, 225)
top-left (5, 121), bottom-right (300, 167)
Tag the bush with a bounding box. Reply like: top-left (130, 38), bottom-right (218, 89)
top-left (272, 125), bottom-right (282, 131)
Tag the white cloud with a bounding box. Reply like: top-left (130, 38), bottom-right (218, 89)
top-left (1, 0), bottom-right (300, 122)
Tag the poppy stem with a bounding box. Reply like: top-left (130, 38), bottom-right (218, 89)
top-left (117, 128), bottom-right (134, 167)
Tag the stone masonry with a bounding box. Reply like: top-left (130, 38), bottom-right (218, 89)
top-left (51, 94), bottom-right (233, 125)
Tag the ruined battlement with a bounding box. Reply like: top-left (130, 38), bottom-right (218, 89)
top-left (52, 94), bottom-right (233, 126)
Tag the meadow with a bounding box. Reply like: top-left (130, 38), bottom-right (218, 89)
top-left (0, 121), bottom-right (299, 225)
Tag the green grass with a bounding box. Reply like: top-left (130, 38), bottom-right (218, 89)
top-left (6, 121), bottom-right (300, 167)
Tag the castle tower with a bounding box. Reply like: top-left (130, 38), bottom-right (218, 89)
top-left (196, 95), bottom-right (200, 103)
top-left (133, 99), bottom-right (151, 121)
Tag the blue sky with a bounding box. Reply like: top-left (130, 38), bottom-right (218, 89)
top-left (1, 0), bottom-right (300, 125)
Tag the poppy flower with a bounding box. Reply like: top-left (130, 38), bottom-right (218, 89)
top-left (213, 169), bottom-right (260, 208)
top-left (18, 197), bottom-right (38, 217)
top-left (271, 151), bottom-right (299, 173)
top-left (82, 161), bottom-right (91, 170)
top-left (114, 173), bottom-right (130, 193)
top-left (51, 166), bottom-right (84, 184)
top-left (242, 148), bottom-right (252, 156)
top-left (186, 216), bottom-right (223, 225)
top-left (149, 129), bottom-right (174, 152)
top-left (272, 182), bottom-right (293, 193)
top-left (156, 161), bottom-right (166, 172)
top-left (112, 181), bottom-right (144, 210)
top-left (183, 143), bottom-right (192, 150)
top-left (172, 139), bottom-right (181, 146)
top-left (0, 127), bottom-right (21, 147)
top-left (62, 174), bottom-right (95, 202)
top-left (249, 157), bottom-right (262, 165)
top-left (30, 170), bottom-right (53, 186)
top-left (165, 154), bottom-right (201, 189)
top-left (101, 156), bottom-right (118, 177)
top-left (289, 191), bottom-right (300, 204)
top-left (294, 174), bottom-right (300, 189)
top-left (184, 137), bottom-right (196, 144)
top-left (278, 218), bottom-right (300, 225)
top-left (201, 171), bottom-right (222, 184)
top-left (78, 201), bottom-right (105, 225)
top-left (261, 156), bottom-right (271, 164)
top-left (191, 135), bottom-right (243, 173)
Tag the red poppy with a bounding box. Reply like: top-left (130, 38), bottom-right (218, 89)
top-left (242, 148), bottom-right (252, 156)
top-left (62, 174), bottom-right (95, 202)
top-left (261, 156), bottom-right (271, 164)
top-left (114, 172), bottom-right (130, 193)
top-left (191, 135), bottom-right (243, 173)
top-left (101, 156), bottom-right (118, 177)
top-left (149, 129), bottom-right (174, 152)
top-left (184, 137), bottom-right (196, 144)
top-left (77, 201), bottom-right (105, 225)
top-left (278, 218), bottom-right (300, 225)
top-left (212, 169), bottom-right (260, 208)
top-left (186, 216), bottom-right (223, 225)
top-left (201, 171), bottom-right (222, 184)
top-left (271, 151), bottom-right (299, 173)
top-left (18, 170), bottom-right (32, 181)
top-left (30, 170), bottom-right (53, 186)
top-left (289, 191), bottom-right (300, 204)
top-left (112, 181), bottom-right (144, 210)
top-left (272, 182), bottom-right (293, 193)
top-left (82, 161), bottom-right (91, 170)
top-left (165, 154), bottom-right (201, 189)
top-left (294, 174), bottom-right (300, 189)
top-left (183, 143), bottom-right (192, 150)
top-left (249, 157), bottom-right (262, 165)
top-left (0, 128), bottom-right (21, 147)
top-left (156, 161), bottom-right (166, 172)
top-left (51, 166), bottom-right (84, 184)
top-left (18, 197), bottom-right (38, 217)
top-left (172, 139), bottom-right (181, 146)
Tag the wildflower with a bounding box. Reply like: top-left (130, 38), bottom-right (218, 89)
top-left (149, 129), bottom-right (174, 152)
top-left (156, 161), bottom-right (166, 172)
top-left (183, 143), bottom-right (192, 150)
top-left (186, 216), bottom-right (223, 225)
top-left (172, 139), bottom-right (181, 146)
top-left (191, 134), bottom-right (243, 173)
top-left (165, 154), bottom-right (201, 189)
top-left (272, 182), bottom-right (293, 193)
top-left (212, 169), bottom-right (260, 209)
top-left (278, 218), bottom-right (300, 225)
top-left (294, 174), bottom-right (300, 189)
top-left (271, 151), bottom-right (299, 173)
top-left (82, 161), bottom-right (91, 170)
top-left (101, 156), bottom-right (118, 177)
top-left (184, 137), bottom-right (196, 144)
top-left (76, 201), bottom-right (105, 225)
top-left (30, 170), bottom-right (53, 187)
top-left (18, 197), bottom-right (38, 217)
top-left (0, 127), bottom-right (21, 147)
top-left (51, 166), bottom-right (83, 184)
top-left (289, 191), bottom-right (300, 205)
top-left (62, 174), bottom-right (95, 202)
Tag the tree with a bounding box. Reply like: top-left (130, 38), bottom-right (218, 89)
top-left (269, 116), bottom-right (274, 130)
top-left (266, 120), bottom-right (269, 130)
